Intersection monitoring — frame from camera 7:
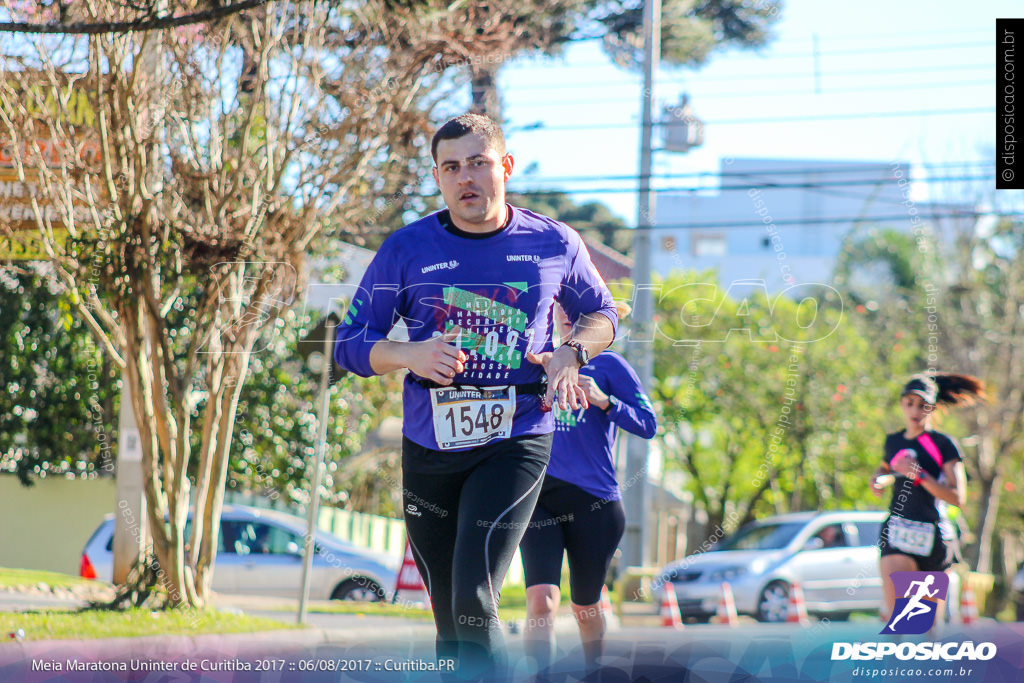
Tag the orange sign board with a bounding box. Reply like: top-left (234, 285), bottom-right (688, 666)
top-left (0, 75), bottom-right (104, 259)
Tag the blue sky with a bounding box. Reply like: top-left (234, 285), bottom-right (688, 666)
top-left (484, 0), bottom-right (1020, 224)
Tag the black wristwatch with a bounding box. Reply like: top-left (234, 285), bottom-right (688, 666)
top-left (560, 340), bottom-right (589, 368)
top-left (605, 395), bottom-right (620, 413)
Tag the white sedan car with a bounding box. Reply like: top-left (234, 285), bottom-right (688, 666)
top-left (656, 510), bottom-right (888, 622)
top-left (80, 504), bottom-right (401, 601)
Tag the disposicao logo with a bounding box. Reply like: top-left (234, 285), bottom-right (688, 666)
top-left (881, 571), bottom-right (947, 635)
top-left (830, 641), bottom-right (996, 662)
top-left (830, 571), bottom-right (997, 664)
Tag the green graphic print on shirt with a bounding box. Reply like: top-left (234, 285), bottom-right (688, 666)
top-left (442, 285), bottom-right (535, 382)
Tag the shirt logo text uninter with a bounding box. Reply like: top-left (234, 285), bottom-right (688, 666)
top-left (422, 260), bottom-right (459, 274)
top-left (507, 254), bottom-right (540, 263)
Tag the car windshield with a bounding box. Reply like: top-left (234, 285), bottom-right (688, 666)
top-left (715, 522), bottom-right (806, 551)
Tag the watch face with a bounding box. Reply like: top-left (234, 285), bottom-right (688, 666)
top-left (571, 342), bottom-right (588, 366)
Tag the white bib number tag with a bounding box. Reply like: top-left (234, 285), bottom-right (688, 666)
top-left (888, 517), bottom-right (935, 556)
top-left (430, 385), bottom-right (515, 451)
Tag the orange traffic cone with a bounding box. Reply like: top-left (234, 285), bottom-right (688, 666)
top-left (711, 582), bottom-right (739, 626)
top-left (960, 587), bottom-right (978, 626)
top-left (660, 583), bottom-right (685, 630)
top-left (786, 582), bottom-right (810, 626)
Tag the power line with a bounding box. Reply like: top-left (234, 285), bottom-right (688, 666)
top-left (511, 161), bottom-right (994, 184)
top-left (771, 28), bottom-right (990, 44)
top-left (506, 173), bottom-right (995, 195)
top-left (512, 79), bottom-right (993, 106)
top-left (560, 40), bottom-right (992, 68)
top-left (508, 62), bottom-right (993, 90)
top-left (768, 40), bottom-right (990, 59)
top-left (588, 210), bottom-right (989, 232)
top-left (508, 107), bottom-right (991, 132)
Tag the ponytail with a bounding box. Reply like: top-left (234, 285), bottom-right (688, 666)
top-left (933, 373), bottom-right (986, 407)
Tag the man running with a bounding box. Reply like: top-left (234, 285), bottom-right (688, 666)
top-left (334, 113), bottom-right (617, 679)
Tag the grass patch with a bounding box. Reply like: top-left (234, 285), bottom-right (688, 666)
top-left (296, 601), bottom-right (435, 620)
top-left (0, 568), bottom-right (97, 590)
top-left (0, 608), bottom-right (300, 641)
top-left (296, 581), bottom-right (580, 623)
top-left (847, 610), bottom-right (881, 622)
top-left (498, 583), bottom-right (529, 621)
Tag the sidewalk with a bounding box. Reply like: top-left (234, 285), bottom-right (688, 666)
top-left (0, 588), bottom-right (630, 680)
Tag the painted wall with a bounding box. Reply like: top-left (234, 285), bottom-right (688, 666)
top-left (0, 475), bottom-right (116, 577)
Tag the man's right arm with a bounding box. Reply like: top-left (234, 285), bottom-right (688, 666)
top-left (334, 253), bottom-right (400, 378)
top-left (333, 248), bottom-right (468, 384)
top-left (369, 330), bottom-right (467, 385)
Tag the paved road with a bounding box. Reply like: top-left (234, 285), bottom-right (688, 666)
top-left (0, 591), bottom-right (86, 612)
top-left (2, 589), bottom-right (1018, 682)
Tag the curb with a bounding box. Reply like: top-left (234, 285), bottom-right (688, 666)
top-left (0, 624), bottom-right (442, 664)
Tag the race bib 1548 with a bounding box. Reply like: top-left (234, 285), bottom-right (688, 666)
top-left (429, 385), bottom-right (515, 451)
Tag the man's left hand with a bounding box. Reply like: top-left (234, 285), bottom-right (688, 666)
top-left (526, 347), bottom-right (588, 411)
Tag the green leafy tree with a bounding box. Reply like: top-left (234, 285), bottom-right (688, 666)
top-left (385, 0), bottom-right (781, 120)
top-left (0, 266), bottom-right (119, 485)
top-left (653, 272), bottom-right (905, 537)
top-left (229, 309), bottom-right (404, 516)
top-left (934, 218), bottom-right (1024, 580)
top-left (592, 0), bottom-right (780, 71)
top-left (834, 217), bottom-right (1024, 608)
top-left (507, 191), bottom-right (630, 253)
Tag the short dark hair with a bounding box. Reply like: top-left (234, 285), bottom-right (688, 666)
top-left (431, 113), bottom-right (506, 163)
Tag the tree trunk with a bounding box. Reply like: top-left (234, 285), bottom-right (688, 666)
top-left (470, 64), bottom-right (503, 121)
top-left (122, 298), bottom-right (192, 608)
top-left (704, 508), bottom-right (725, 545)
top-left (969, 429), bottom-right (1001, 574)
top-left (194, 349), bottom-right (256, 601)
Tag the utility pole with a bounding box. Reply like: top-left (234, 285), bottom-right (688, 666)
top-left (295, 311), bottom-right (345, 623)
top-left (622, 0), bottom-right (661, 571)
top-left (298, 319), bottom-right (335, 624)
top-left (112, 383), bottom-right (145, 584)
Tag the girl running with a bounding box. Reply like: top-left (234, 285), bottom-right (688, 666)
top-left (519, 303), bottom-right (656, 673)
top-left (870, 372), bottom-right (985, 627)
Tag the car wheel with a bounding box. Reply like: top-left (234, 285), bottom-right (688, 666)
top-left (331, 578), bottom-right (386, 602)
top-left (827, 611), bottom-right (851, 622)
top-left (757, 581), bottom-right (791, 623)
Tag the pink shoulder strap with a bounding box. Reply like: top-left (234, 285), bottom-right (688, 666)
top-left (917, 432), bottom-right (944, 469)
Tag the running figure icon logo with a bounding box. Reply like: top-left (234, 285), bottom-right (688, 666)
top-left (881, 571), bottom-right (949, 634)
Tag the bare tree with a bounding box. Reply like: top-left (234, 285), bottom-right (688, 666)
top-left (1, 0), bottom-right (459, 607)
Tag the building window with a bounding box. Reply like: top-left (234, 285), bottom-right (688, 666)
top-left (692, 233), bottom-right (727, 257)
top-left (661, 236), bottom-right (677, 253)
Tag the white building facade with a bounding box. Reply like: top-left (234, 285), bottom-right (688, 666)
top-left (652, 158), bottom-right (973, 292)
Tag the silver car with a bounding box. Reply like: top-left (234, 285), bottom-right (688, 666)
top-left (656, 510), bottom-right (887, 622)
top-left (80, 504), bottom-right (401, 601)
